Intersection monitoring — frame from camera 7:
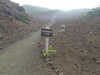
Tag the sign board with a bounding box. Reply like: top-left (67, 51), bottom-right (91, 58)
top-left (41, 28), bottom-right (53, 37)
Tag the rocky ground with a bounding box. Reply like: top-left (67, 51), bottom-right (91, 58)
top-left (0, 0), bottom-right (100, 75)
top-left (39, 16), bottom-right (100, 75)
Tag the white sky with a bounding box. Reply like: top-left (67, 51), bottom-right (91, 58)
top-left (11, 0), bottom-right (100, 10)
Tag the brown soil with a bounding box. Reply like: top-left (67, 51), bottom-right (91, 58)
top-left (0, 0), bottom-right (100, 74)
top-left (40, 16), bottom-right (100, 75)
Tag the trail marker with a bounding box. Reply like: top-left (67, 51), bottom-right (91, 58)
top-left (41, 27), bottom-right (53, 37)
top-left (61, 24), bottom-right (65, 29)
top-left (41, 27), bottom-right (53, 56)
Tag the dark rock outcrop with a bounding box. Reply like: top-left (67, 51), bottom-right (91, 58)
top-left (19, 6), bottom-right (25, 11)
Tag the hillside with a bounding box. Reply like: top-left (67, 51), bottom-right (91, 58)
top-left (87, 6), bottom-right (100, 17)
top-left (39, 8), bottom-right (100, 75)
top-left (56, 9), bottom-right (90, 21)
top-left (0, 0), bottom-right (50, 49)
top-left (23, 4), bottom-right (50, 13)
top-left (32, 10), bottom-right (62, 20)
top-left (0, 0), bottom-right (26, 44)
top-left (23, 5), bottom-right (62, 21)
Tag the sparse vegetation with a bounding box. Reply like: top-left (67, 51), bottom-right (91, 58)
top-left (98, 25), bottom-right (100, 31)
top-left (87, 6), bottom-right (100, 17)
top-left (14, 11), bottom-right (31, 24)
top-left (42, 45), bottom-right (56, 57)
top-left (88, 39), bottom-right (93, 43)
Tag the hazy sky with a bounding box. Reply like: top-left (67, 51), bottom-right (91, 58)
top-left (11, 0), bottom-right (100, 10)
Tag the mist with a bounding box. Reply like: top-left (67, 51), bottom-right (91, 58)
top-left (11, 0), bottom-right (100, 10)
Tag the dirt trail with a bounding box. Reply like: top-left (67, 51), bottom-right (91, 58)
top-left (0, 13), bottom-right (62, 75)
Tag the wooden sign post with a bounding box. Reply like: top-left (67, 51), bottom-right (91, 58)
top-left (41, 27), bottom-right (53, 55)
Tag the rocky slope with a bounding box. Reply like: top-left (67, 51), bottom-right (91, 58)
top-left (39, 14), bottom-right (100, 75)
top-left (0, 0), bottom-right (63, 50)
top-left (0, 0), bottom-right (51, 49)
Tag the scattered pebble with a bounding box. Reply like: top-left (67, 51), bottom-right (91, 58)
top-left (0, 36), bottom-right (4, 39)
top-left (90, 31), bottom-right (93, 34)
top-left (59, 72), bottom-right (64, 75)
top-left (96, 61), bottom-right (100, 65)
top-left (39, 65), bottom-right (43, 69)
top-left (52, 65), bottom-right (57, 70)
top-left (74, 47), bottom-right (77, 49)
top-left (39, 42), bottom-right (43, 46)
top-left (55, 68), bottom-right (59, 73)
top-left (63, 45), bottom-right (66, 47)
top-left (48, 61), bottom-right (54, 65)
top-left (80, 50), bottom-right (84, 52)
top-left (45, 58), bottom-right (50, 62)
top-left (93, 46), bottom-right (98, 49)
top-left (0, 47), bottom-right (3, 50)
